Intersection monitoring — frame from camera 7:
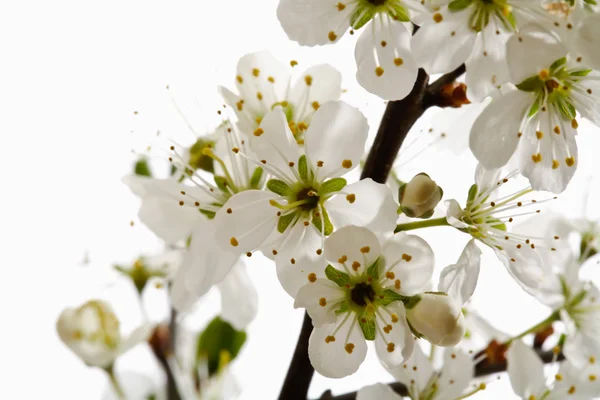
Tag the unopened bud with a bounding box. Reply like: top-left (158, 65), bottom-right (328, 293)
top-left (406, 293), bottom-right (466, 346)
top-left (399, 173), bottom-right (443, 219)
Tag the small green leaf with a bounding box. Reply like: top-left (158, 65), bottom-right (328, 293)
top-left (367, 257), bottom-right (380, 280)
top-left (250, 167), bottom-right (264, 189)
top-left (350, 7), bottom-right (375, 30)
top-left (200, 209), bottom-right (216, 219)
top-left (319, 178), bottom-right (347, 196)
top-left (448, 0), bottom-right (473, 12)
top-left (569, 69), bottom-right (592, 77)
top-left (568, 289), bottom-right (588, 309)
top-left (516, 76), bottom-right (543, 92)
top-left (550, 57), bottom-right (567, 73)
top-left (528, 101), bottom-right (540, 118)
top-left (466, 184), bottom-right (478, 206)
top-left (312, 208), bottom-right (334, 236)
top-left (380, 289), bottom-right (410, 306)
top-left (584, 0), bottom-right (597, 5)
top-left (277, 212), bottom-right (297, 233)
top-left (214, 176), bottom-right (229, 193)
top-left (147, 395), bottom-right (157, 400)
top-left (387, 4), bottom-right (410, 22)
top-left (335, 300), bottom-right (350, 315)
top-left (134, 159), bottom-right (152, 177)
top-left (359, 317), bottom-right (376, 341)
top-left (298, 155), bottom-right (308, 181)
top-left (196, 317), bottom-right (246, 377)
top-left (267, 179), bottom-right (293, 196)
top-left (325, 264), bottom-right (351, 287)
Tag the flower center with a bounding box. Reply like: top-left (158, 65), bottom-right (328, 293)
top-left (467, 0), bottom-right (513, 32)
top-left (351, 282), bottom-right (376, 307)
top-left (367, 0), bottom-right (386, 5)
top-left (295, 187), bottom-right (320, 211)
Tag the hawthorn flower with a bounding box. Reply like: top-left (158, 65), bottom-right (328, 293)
top-left (470, 27), bottom-right (600, 193)
top-left (445, 164), bottom-right (554, 294)
top-left (507, 340), bottom-right (600, 399)
top-left (56, 300), bottom-right (154, 369)
top-left (562, 283), bottom-right (600, 368)
top-left (114, 251), bottom-right (181, 294)
top-left (398, 173), bottom-right (444, 219)
top-left (277, 0), bottom-right (424, 100)
top-left (214, 101), bottom-right (397, 296)
top-left (294, 226), bottom-right (435, 378)
top-left (219, 51), bottom-right (342, 141)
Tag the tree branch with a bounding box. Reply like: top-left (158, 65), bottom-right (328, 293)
top-left (323, 348), bottom-right (564, 400)
top-left (278, 65), bottom-right (468, 400)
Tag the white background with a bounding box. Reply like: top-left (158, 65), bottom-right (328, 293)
top-left (2, 1), bottom-right (600, 399)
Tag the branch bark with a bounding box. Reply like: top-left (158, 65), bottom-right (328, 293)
top-left (278, 313), bottom-right (316, 400)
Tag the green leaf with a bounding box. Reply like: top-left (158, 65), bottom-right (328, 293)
top-left (380, 289), bottom-right (410, 306)
top-left (550, 57), bottom-right (567, 73)
top-left (312, 207), bottom-right (334, 236)
top-left (387, 4), bottom-right (410, 22)
top-left (250, 167), bottom-right (263, 189)
top-left (319, 178), bottom-right (347, 196)
top-left (359, 317), bottom-right (376, 341)
top-left (267, 179), bottom-right (293, 196)
top-left (350, 7), bottom-right (375, 30)
top-left (516, 76), bottom-right (543, 92)
top-left (325, 264), bottom-right (351, 287)
top-left (277, 212), bottom-right (297, 233)
top-left (214, 176), bottom-right (229, 193)
top-left (298, 155), bottom-right (308, 181)
top-left (367, 257), bottom-right (380, 281)
top-left (196, 317), bottom-right (246, 377)
top-left (448, 0), bottom-right (473, 12)
top-left (134, 158), bottom-right (152, 177)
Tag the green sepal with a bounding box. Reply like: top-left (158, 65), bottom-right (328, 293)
top-left (196, 317), bottom-right (246, 377)
top-left (584, 0), bottom-right (597, 5)
top-left (418, 209), bottom-right (435, 220)
top-left (568, 289), bottom-right (588, 309)
top-left (516, 76), bottom-right (544, 92)
top-left (387, 4), bottom-right (410, 22)
top-left (550, 57), bottom-right (568, 73)
top-left (359, 317), bottom-right (376, 341)
top-left (134, 158), bottom-right (152, 177)
top-left (350, 7), bottom-right (375, 30)
top-left (404, 294), bottom-right (422, 310)
top-left (367, 257), bottom-right (380, 280)
top-left (250, 167), bottom-right (264, 189)
top-left (557, 99), bottom-right (577, 120)
top-left (560, 275), bottom-right (572, 301)
top-left (325, 264), bottom-right (351, 287)
top-left (319, 178), bottom-right (347, 196)
top-left (569, 69), bottom-right (592, 77)
top-left (448, 0), bottom-right (473, 12)
top-left (277, 212), bottom-right (297, 233)
top-left (214, 176), bottom-right (229, 193)
top-left (147, 395), bottom-right (157, 400)
top-left (398, 183), bottom-right (406, 203)
top-left (335, 300), bottom-right (350, 315)
top-left (188, 138), bottom-right (215, 173)
top-left (200, 209), bottom-right (216, 220)
top-left (466, 184), bottom-right (479, 206)
top-left (298, 155), bottom-right (308, 181)
top-left (312, 207), bottom-right (334, 236)
top-left (380, 289), bottom-right (411, 306)
top-left (528, 100), bottom-right (540, 118)
top-left (267, 179), bottom-right (293, 196)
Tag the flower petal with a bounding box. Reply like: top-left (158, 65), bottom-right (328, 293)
top-left (304, 101), bottom-right (368, 180)
top-left (289, 64), bottom-right (342, 122)
top-left (574, 13), bottom-right (600, 70)
top-left (277, 0), bottom-right (352, 46)
top-left (294, 278), bottom-right (345, 327)
top-left (324, 226), bottom-right (382, 275)
top-left (375, 301), bottom-right (415, 369)
top-left (308, 318), bottom-right (368, 378)
top-left (327, 179), bottom-right (398, 234)
top-left (218, 261), bottom-right (258, 330)
top-left (470, 89), bottom-right (532, 169)
top-left (444, 199), bottom-right (468, 229)
top-left (507, 340), bottom-right (547, 398)
top-left (438, 239), bottom-right (481, 305)
top-left (355, 18), bottom-right (418, 101)
top-left (436, 348), bottom-right (474, 399)
top-left (119, 324), bottom-right (155, 356)
top-left (387, 343), bottom-right (433, 394)
top-left (214, 190), bottom-right (280, 253)
top-left (276, 247), bottom-right (328, 298)
top-left (357, 383), bottom-right (402, 400)
top-left (381, 233), bottom-right (434, 296)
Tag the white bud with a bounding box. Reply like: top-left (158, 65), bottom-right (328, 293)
top-left (399, 173), bottom-right (442, 218)
top-left (406, 293), bottom-right (466, 347)
top-left (56, 300), bottom-right (121, 368)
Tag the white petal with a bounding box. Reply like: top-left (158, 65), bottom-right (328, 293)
top-left (375, 302), bottom-right (415, 369)
top-left (324, 226), bottom-right (382, 275)
top-left (507, 340), bottom-right (547, 398)
top-left (119, 324), bottom-right (155, 356)
top-left (470, 89), bottom-right (532, 169)
top-left (251, 108), bottom-right (301, 183)
top-left (304, 101), bottom-right (368, 179)
top-left (388, 343), bottom-right (433, 394)
top-left (308, 318), bottom-right (368, 378)
top-left (276, 251), bottom-right (328, 298)
top-left (438, 239), bottom-right (481, 305)
top-left (574, 13), bottom-right (600, 70)
top-left (411, 9), bottom-right (477, 75)
top-left (357, 383), bottom-right (402, 400)
top-left (355, 18), bottom-right (418, 101)
top-left (444, 199), bottom-right (468, 229)
top-left (218, 261), bottom-right (258, 330)
top-left (289, 64), bottom-right (342, 122)
top-left (380, 233), bottom-right (435, 296)
top-left (214, 190), bottom-right (280, 253)
top-left (506, 25), bottom-right (566, 84)
top-left (494, 246), bottom-right (547, 295)
top-left (294, 278), bottom-right (345, 327)
top-left (573, 75), bottom-right (600, 127)
top-left (277, 0), bottom-right (352, 46)
top-left (170, 222), bottom-right (239, 312)
top-left (327, 179), bottom-right (398, 234)
top-left (465, 25), bottom-right (509, 101)
top-left (436, 348), bottom-right (474, 400)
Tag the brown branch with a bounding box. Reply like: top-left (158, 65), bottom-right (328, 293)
top-left (278, 65), bottom-right (468, 400)
top-left (149, 322), bottom-right (182, 400)
top-left (323, 348), bottom-right (564, 400)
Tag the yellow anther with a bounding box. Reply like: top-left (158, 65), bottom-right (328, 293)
top-left (230, 237), bottom-right (239, 247)
top-left (433, 12), bottom-right (443, 22)
top-left (375, 66), bottom-right (384, 77)
top-left (346, 194), bottom-right (356, 204)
